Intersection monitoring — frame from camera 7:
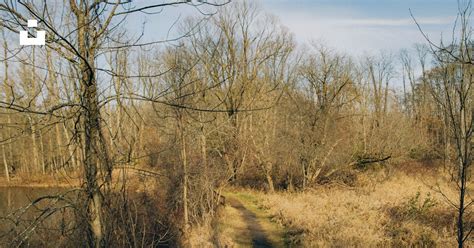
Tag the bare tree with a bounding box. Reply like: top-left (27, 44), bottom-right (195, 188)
top-left (297, 45), bottom-right (354, 188)
top-left (0, 1), bottom-right (228, 246)
top-left (413, 1), bottom-right (474, 246)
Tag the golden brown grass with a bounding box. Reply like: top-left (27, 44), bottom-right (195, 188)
top-left (3, 164), bottom-right (469, 247)
top-left (186, 218), bottom-right (220, 248)
top-left (212, 204), bottom-right (247, 247)
top-left (0, 171), bottom-right (80, 187)
top-left (255, 170), bottom-right (465, 247)
top-left (0, 167), bottom-right (156, 190)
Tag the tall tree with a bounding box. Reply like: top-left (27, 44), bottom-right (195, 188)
top-left (414, 1), bottom-right (474, 246)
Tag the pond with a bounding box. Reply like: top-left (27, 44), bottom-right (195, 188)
top-left (0, 187), bottom-right (68, 214)
top-left (0, 187), bottom-right (78, 247)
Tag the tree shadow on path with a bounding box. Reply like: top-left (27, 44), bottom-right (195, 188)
top-left (227, 197), bottom-right (274, 248)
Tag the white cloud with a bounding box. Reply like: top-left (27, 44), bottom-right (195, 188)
top-left (270, 10), bottom-right (454, 56)
top-left (334, 16), bottom-right (455, 27)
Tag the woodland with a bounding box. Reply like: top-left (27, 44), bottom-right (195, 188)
top-left (0, 0), bottom-right (472, 247)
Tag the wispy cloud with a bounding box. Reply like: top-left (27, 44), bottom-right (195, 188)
top-left (334, 16), bottom-right (455, 27)
top-left (265, 10), bottom-right (455, 56)
top-left (260, 0), bottom-right (457, 56)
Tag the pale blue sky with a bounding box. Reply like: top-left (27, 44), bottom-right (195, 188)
top-left (124, 0), bottom-right (459, 56)
top-left (260, 0), bottom-right (458, 55)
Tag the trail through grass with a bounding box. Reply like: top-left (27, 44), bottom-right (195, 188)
top-left (217, 191), bottom-right (287, 248)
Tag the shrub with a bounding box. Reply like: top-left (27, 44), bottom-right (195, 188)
top-left (404, 192), bottom-right (437, 219)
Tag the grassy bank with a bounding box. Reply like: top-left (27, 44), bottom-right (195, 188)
top-left (0, 174), bottom-right (80, 188)
top-left (255, 171), bottom-right (462, 247)
top-left (0, 168), bottom-right (152, 189)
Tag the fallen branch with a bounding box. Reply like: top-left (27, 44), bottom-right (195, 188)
top-left (350, 156), bottom-right (392, 168)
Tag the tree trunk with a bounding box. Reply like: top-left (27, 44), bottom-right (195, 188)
top-left (38, 132), bottom-right (46, 174)
top-left (265, 166), bottom-right (275, 193)
top-left (74, 6), bottom-right (112, 246)
top-left (2, 139), bottom-right (9, 182)
top-left (28, 116), bottom-right (41, 173)
top-left (83, 76), bottom-right (106, 248)
top-left (178, 114), bottom-right (189, 234)
top-left (55, 123), bottom-right (64, 169)
top-left (200, 122), bottom-right (207, 173)
top-left (457, 103), bottom-right (468, 248)
top-left (63, 123), bottom-right (78, 170)
top-left (457, 159), bottom-right (467, 247)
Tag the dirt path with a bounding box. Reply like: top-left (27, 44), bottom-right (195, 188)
top-left (217, 192), bottom-right (286, 248)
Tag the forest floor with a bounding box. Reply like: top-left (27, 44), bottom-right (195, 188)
top-left (216, 191), bottom-right (287, 248)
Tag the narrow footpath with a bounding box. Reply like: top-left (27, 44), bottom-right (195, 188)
top-left (217, 192), bottom-right (287, 248)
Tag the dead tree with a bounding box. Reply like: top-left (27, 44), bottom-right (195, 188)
top-left (413, 1), bottom-right (474, 246)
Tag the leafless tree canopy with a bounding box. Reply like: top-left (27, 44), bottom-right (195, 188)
top-left (0, 0), bottom-right (472, 247)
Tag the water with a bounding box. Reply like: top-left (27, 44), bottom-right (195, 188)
top-left (0, 187), bottom-right (68, 213)
top-left (0, 186), bottom-right (168, 246)
top-left (0, 187), bottom-right (76, 247)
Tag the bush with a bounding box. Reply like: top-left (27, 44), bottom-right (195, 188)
top-left (404, 192), bottom-right (437, 219)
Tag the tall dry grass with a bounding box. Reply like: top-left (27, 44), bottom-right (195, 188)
top-left (258, 169), bottom-right (464, 247)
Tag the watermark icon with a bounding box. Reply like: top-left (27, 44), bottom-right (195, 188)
top-left (19, 20), bottom-right (45, 46)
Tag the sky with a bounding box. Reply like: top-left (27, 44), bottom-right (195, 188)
top-left (259, 0), bottom-right (458, 56)
top-left (126, 0), bottom-right (459, 57)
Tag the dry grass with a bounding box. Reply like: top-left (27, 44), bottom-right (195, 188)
top-left (211, 204), bottom-right (246, 247)
top-left (0, 167), bottom-right (158, 190)
top-left (3, 164), bottom-right (470, 247)
top-left (0, 171), bottom-right (81, 187)
top-left (256, 170), bottom-right (465, 247)
top-left (187, 218), bottom-right (222, 248)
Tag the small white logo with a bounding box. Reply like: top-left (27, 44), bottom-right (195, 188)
top-left (20, 20), bottom-right (45, 46)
